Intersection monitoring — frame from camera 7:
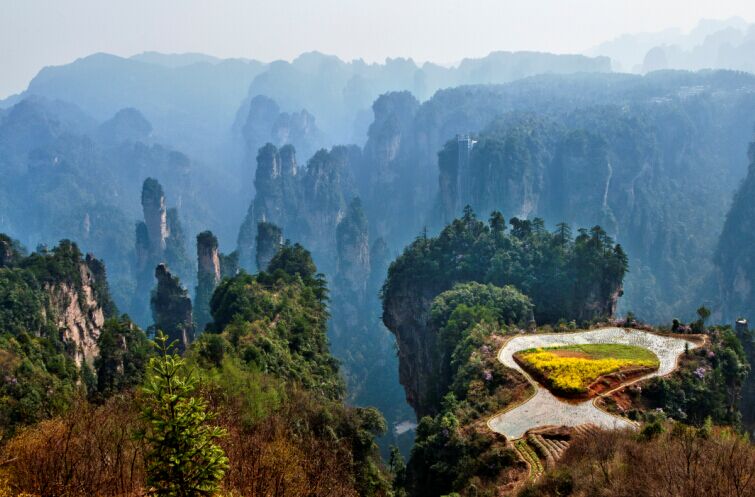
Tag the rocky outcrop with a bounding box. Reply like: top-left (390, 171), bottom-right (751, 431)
top-left (237, 144), bottom-right (358, 275)
top-left (335, 198), bottom-right (370, 304)
top-left (330, 198), bottom-right (371, 353)
top-left (132, 178), bottom-right (192, 326)
top-left (194, 231), bottom-right (221, 332)
top-left (141, 178), bottom-right (168, 256)
top-left (715, 142), bottom-right (755, 323)
top-left (0, 238), bottom-right (115, 368)
top-left (255, 222), bottom-right (283, 272)
top-left (151, 263), bottom-right (194, 350)
top-left (359, 92), bottom-right (421, 244)
top-left (53, 248), bottom-right (115, 368)
top-left (48, 262), bottom-right (106, 367)
top-left (197, 231), bottom-right (221, 283)
top-left (298, 147), bottom-right (357, 269)
top-left (194, 230), bottom-right (239, 332)
top-left (252, 144), bottom-right (301, 229)
top-left (240, 95), bottom-right (325, 188)
top-left (382, 280), bottom-right (444, 417)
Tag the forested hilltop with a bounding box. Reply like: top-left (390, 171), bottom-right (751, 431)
top-left (382, 209), bottom-right (627, 417)
top-left (381, 213), bottom-right (753, 497)
top-left (0, 237), bottom-right (391, 496)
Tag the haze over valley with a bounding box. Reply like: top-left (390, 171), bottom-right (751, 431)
top-left (0, 3), bottom-right (754, 496)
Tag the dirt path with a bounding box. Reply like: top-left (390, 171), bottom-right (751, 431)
top-left (487, 327), bottom-right (699, 440)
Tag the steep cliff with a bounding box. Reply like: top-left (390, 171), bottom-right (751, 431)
top-left (0, 237), bottom-right (118, 430)
top-left (352, 72), bottom-right (755, 324)
top-left (430, 101), bottom-right (749, 323)
top-left (245, 156), bottom-right (414, 453)
top-left (239, 95), bottom-right (325, 187)
top-left (382, 210), bottom-right (626, 417)
top-left (194, 231), bottom-right (221, 332)
top-left (330, 198), bottom-right (371, 360)
top-left (141, 178), bottom-right (168, 257)
top-left (299, 147), bottom-right (358, 270)
top-left (49, 254), bottom-right (113, 367)
top-left (237, 143), bottom-right (357, 274)
top-left (194, 230), bottom-right (239, 332)
top-left (715, 142), bottom-right (755, 323)
top-left (151, 263), bottom-right (194, 350)
top-left (359, 92), bottom-right (422, 245)
top-left (716, 144), bottom-right (755, 435)
top-left (132, 178), bottom-right (192, 326)
top-left (335, 198), bottom-right (370, 303)
top-left (255, 221), bottom-right (283, 272)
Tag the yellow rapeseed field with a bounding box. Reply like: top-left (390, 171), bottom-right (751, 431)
top-left (515, 344), bottom-right (659, 395)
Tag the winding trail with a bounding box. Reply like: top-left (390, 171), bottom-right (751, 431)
top-left (487, 327), bottom-right (699, 440)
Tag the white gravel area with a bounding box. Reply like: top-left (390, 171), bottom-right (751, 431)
top-left (488, 327), bottom-right (699, 439)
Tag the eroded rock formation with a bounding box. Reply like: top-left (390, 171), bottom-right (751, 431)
top-left (255, 222), bottom-right (283, 272)
top-left (132, 178), bottom-right (192, 326)
top-left (716, 142), bottom-right (755, 323)
top-left (0, 238), bottom-right (114, 368)
top-left (194, 231), bottom-right (221, 331)
top-left (237, 144), bottom-right (357, 274)
top-left (151, 263), bottom-right (194, 350)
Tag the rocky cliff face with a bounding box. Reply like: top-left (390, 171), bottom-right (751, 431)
top-left (255, 222), bottom-right (283, 272)
top-left (197, 231), bottom-right (221, 283)
top-left (194, 231), bottom-right (221, 332)
top-left (239, 95), bottom-right (325, 188)
top-left (715, 142), bottom-right (755, 322)
top-left (429, 102), bottom-right (749, 323)
top-left (359, 92), bottom-right (421, 245)
top-left (151, 263), bottom-right (194, 350)
top-left (331, 199), bottom-right (371, 350)
top-left (132, 178), bottom-right (192, 326)
top-left (0, 238), bottom-right (114, 368)
top-left (50, 251), bottom-right (115, 368)
top-left (335, 198), bottom-right (370, 304)
top-left (237, 141), bottom-right (414, 452)
top-left (194, 230), bottom-right (239, 332)
top-left (298, 147), bottom-right (357, 270)
top-left (382, 213), bottom-right (627, 417)
top-left (141, 178), bottom-right (169, 256)
top-left (382, 279), bottom-right (444, 417)
top-left (48, 263), bottom-right (106, 367)
top-left (237, 143), bottom-right (357, 274)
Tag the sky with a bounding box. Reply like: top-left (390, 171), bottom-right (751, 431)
top-left (1, 0), bottom-right (754, 98)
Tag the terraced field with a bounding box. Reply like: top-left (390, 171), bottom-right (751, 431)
top-left (514, 343), bottom-right (659, 396)
top-left (488, 327), bottom-right (698, 440)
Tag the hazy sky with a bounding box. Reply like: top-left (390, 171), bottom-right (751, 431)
top-left (2, 0), bottom-right (754, 98)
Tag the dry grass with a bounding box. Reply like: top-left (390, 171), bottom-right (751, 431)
top-left (520, 424), bottom-right (755, 497)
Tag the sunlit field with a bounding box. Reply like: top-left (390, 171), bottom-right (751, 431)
top-left (514, 344), bottom-right (660, 396)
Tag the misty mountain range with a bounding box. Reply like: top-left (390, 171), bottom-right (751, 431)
top-left (591, 17), bottom-right (755, 73)
top-left (2, 18), bottom-right (755, 461)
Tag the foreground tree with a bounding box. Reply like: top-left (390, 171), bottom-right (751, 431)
top-left (140, 333), bottom-right (228, 497)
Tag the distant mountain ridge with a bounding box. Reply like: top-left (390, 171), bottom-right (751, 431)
top-left (590, 17), bottom-right (755, 74)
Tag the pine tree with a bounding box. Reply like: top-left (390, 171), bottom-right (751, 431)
top-left (140, 333), bottom-right (228, 497)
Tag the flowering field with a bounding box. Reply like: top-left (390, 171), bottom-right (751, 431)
top-left (489, 327), bottom-right (698, 439)
top-left (514, 344), bottom-right (659, 396)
